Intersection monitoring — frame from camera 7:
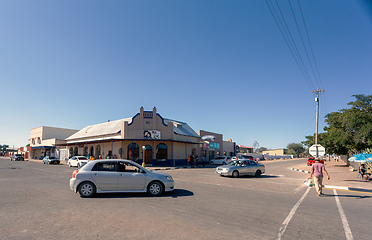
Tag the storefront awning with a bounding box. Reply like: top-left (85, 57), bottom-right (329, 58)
top-left (31, 146), bottom-right (55, 149)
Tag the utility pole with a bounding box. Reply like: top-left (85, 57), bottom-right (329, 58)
top-left (312, 88), bottom-right (325, 157)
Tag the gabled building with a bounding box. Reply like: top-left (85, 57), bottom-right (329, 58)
top-left (30, 126), bottom-right (79, 159)
top-left (58, 107), bottom-right (200, 166)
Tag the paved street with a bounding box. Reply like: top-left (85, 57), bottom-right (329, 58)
top-left (1, 157), bottom-right (371, 240)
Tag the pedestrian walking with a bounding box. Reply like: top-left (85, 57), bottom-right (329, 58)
top-left (359, 164), bottom-right (368, 181)
top-left (309, 158), bottom-right (330, 196)
top-left (202, 156), bottom-right (205, 167)
top-left (195, 155), bottom-right (199, 167)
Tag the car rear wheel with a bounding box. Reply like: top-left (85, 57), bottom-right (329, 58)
top-left (232, 170), bottom-right (239, 178)
top-left (147, 181), bottom-right (163, 196)
top-left (255, 170), bottom-right (262, 177)
top-left (78, 182), bottom-right (96, 198)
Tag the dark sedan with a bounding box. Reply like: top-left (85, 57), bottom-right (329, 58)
top-left (10, 154), bottom-right (24, 161)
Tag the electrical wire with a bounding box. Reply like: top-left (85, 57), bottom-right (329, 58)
top-left (265, 0), bottom-right (316, 92)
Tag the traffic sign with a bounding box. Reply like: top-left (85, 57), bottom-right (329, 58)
top-left (309, 144), bottom-right (326, 157)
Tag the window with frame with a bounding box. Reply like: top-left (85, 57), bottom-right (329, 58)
top-left (93, 162), bottom-right (116, 171)
top-left (117, 162), bottom-right (140, 173)
top-left (156, 143), bottom-right (167, 160)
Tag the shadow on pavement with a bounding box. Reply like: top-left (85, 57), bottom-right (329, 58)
top-left (321, 193), bottom-right (372, 199)
top-left (92, 189), bottom-right (194, 199)
top-left (234, 175), bottom-right (280, 179)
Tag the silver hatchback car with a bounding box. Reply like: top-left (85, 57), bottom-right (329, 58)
top-left (215, 160), bottom-right (265, 178)
top-left (70, 159), bottom-right (175, 198)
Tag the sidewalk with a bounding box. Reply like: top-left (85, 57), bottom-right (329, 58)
top-left (291, 159), bottom-right (372, 193)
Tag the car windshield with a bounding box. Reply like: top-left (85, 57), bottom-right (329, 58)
top-left (49, 157), bottom-right (57, 160)
top-left (227, 160), bottom-right (241, 166)
top-left (215, 157), bottom-right (225, 159)
top-left (77, 157), bottom-right (87, 160)
top-left (15, 154), bottom-right (22, 157)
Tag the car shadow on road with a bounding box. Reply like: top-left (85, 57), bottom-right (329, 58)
top-left (92, 189), bottom-right (194, 199)
top-left (235, 175), bottom-right (280, 179)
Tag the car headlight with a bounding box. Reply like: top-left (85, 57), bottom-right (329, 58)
top-left (166, 176), bottom-right (173, 181)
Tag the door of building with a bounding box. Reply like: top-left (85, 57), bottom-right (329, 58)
top-left (145, 149), bottom-right (152, 164)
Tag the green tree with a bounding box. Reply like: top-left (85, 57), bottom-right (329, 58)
top-left (287, 143), bottom-right (305, 157)
top-left (257, 147), bottom-right (268, 153)
top-left (303, 94), bottom-right (372, 155)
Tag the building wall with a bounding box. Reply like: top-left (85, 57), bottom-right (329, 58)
top-left (198, 130), bottom-right (224, 160)
top-left (223, 140), bottom-right (235, 157)
top-left (123, 107), bottom-right (175, 140)
top-left (30, 126), bottom-right (78, 147)
top-left (262, 149), bottom-right (288, 156)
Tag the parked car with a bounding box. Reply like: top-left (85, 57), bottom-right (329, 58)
top-left (68, 156), bottom-right (89, 167)
top-left (210, 156), bottom-right (231, 165)
top-left (70, 159), bottom-right (175, 198)
top-left (43, 156), bottom-right (60, 164)
top-left (10, 154), bottom-right (24, 161)
top-left (231, 156), bottom-right (254, 161)
top-left (307, 157), bottom-right (324, 166)
top-left (215, 160), bottom-right (265, 178)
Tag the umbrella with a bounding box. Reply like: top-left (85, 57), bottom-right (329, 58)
top-left (348, 153), bottom-right (372, 163)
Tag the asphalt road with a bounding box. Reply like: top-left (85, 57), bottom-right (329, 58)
top-left (1, 158), bottom-right (371, 240)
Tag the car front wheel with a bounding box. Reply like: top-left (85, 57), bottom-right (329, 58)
top-left (78, 182), bottom-right (96, 198)
top-left (255, 170), bottom-right (262, 177)
top-left (147, 181), bottom-right (163, 196)
top-left (232, 170), bottom-right (239, 178)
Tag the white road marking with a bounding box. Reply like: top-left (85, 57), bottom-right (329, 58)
top-left (277, 187), bottom-right (310, 240)
top-left (333, 189), bottom-right (354, 240)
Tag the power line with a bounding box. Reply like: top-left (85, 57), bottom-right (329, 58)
top-left (265, 0), bottom-right (316, 91)
top-left (297, 0), bottom-right (324, 90)
top-left (288, 0), bottom-right (321, 89)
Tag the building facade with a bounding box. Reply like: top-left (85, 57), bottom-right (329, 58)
top-left (58, 107), bottom-right (201, 167)
top-left (30, 126), bottom-right (79, 159)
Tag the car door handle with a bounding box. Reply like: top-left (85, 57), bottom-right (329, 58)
top-left (93, 173), bottom-right (98, 176)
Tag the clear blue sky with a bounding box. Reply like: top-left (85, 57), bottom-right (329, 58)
top-left (1, 0), bottom-right (371, 149)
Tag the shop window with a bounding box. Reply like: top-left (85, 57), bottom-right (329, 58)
top-left (156, 143), bottom-right (167, 160)
top-left (37, 138), bottom-right (41, 144)
top-left (127, 143), bottom-right (139, 161)
top-left (69, 147), bottom-right (73, 158)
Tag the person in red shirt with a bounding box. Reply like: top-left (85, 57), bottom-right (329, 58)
top-left (309, 158), bottom-right (330, 196)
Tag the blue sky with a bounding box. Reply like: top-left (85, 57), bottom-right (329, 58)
top-left (1, 0), bottom-right (371, 149)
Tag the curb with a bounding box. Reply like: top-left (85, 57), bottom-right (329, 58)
top-left (291, 168), bottom-right (310, 174)
top-left (292, 168), bottom-right (372, 194)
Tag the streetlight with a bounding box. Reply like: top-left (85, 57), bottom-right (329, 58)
top-left (142, 146), bottom-right (146, 167)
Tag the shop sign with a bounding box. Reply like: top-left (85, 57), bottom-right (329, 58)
top-left (209, 143), bottom-right (220, 149)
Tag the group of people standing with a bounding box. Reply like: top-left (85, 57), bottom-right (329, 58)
top-left (187, 154), bottom-right (206, 167)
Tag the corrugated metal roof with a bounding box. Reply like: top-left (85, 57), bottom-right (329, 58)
top-left (66, 118), bottom-right (132, 141)
top-left (163, 118), bottom-right (200, 138)
top-left (66, 116), bottom-right (200, 141)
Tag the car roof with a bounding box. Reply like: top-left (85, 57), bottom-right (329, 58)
top-left (81, 159), bottom-right (140, 170)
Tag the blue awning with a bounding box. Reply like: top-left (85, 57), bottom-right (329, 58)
top-left (31, 146), bottom-right (55, 149)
